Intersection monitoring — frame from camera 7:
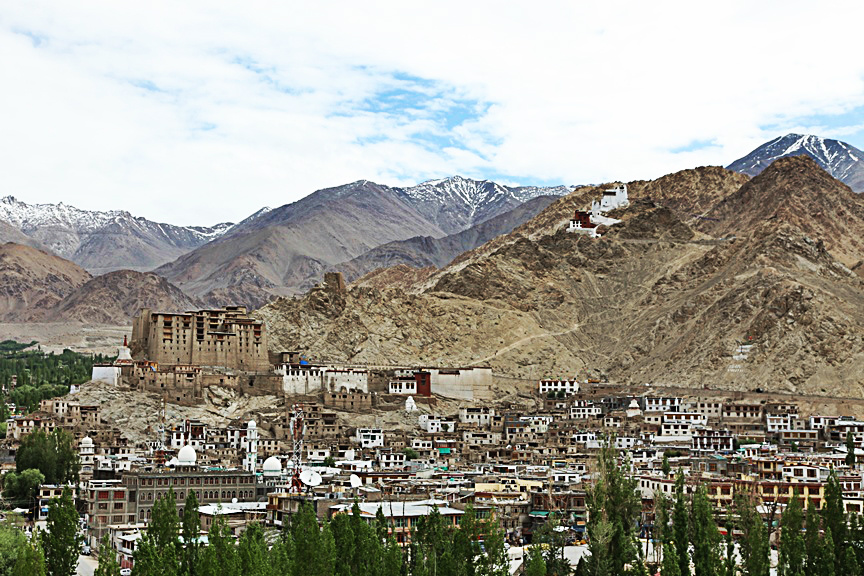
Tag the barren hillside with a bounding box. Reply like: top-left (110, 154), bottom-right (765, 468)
top-left (257, 161), bottom-right (864, 397)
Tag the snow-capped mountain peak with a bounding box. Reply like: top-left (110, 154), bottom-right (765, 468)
top-left (728, 133), bottom-right (864, 192)
top-left (398, 176), bottom-right (573, 234)
top-left (0, 196), bottom-right (235, 272)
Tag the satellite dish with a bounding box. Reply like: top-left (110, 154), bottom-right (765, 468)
top-left (299, 469), bottom-right (323, 487)
top-left (350, 474), bottom-right (362, 489)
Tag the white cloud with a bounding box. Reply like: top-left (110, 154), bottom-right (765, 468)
top-left (2, 1), bottom-right (864, 225)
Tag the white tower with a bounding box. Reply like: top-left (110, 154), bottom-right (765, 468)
top-left (244, 420), bottom-right (258, 473)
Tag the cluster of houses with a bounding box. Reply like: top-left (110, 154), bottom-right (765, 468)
top-left (7, 305), bottom-right (864, 570)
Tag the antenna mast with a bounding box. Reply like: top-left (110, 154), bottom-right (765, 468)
top-left (289, 404), bottom-right (305, 492)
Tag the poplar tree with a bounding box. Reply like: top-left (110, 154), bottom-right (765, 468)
top-left (94, 534), bottom-right (121, 576)
top-left (690, 486), bottom-right (721, 576)
top-left (662, 540), bottom-right (682, 576)
top-left (237, 523), bottom-right (270, 576)
top-left (778, 490), bottom-right (805, 576)
top-left (585, 442), bottom-right (641, 575)
top-left (181, 489), bottom-right (201, 576)
top-left (525, 545), bottom-right (547, 576)
top-left (13, 533), bottom-right (46, 576)
top-left (804, 499), bottom-right (822, 576)
top-left (823, 468), bottom-right (846, 574)
top-left (673, 471), bottom-right (690, 576)
top-left (43, 487), bottom-right (81, 576)
top-left (820, 528), bottom-right (836, 576)
top-left (734, 494), bottom-right (769, 576)
top-left (198, 515), bottom-right (238, 576)
top-left (846, 431), bottom-right (856, 468)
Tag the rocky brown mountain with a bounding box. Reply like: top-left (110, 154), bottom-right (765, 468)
top-left (334, 195), bottom-right (559, 284)
top-left (0, 243), bottom-right (91, 321)
top-left (157, 178), bottom-right (568, 308)
top-left (257, 161), bottom-right (864, 397)
top-left (52, 270), bottom-right (201, 324)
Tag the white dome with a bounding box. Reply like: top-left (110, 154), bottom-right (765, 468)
top-left (247, 420), bottom-right (257, 429)
top-left (177, 445), bottom-right (197, 465)
top-left (262, 456), bottom-right (282, 475)
top-left (80, 436), bottom-right (93, 447)
top-left (628, 399), bottom-right (640, 409)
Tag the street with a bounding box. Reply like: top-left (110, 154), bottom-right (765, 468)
top-left (76, 554), bottom-right (98, 576)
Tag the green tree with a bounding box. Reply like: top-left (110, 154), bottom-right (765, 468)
top-left (585, 442), bottom-right (641, 576)
top-left (2, 468), bottom-right (44, 509)
top-left (15, 428), bottom-right (79, 485)
top-left (534, 514), bottom-right (571, 576)
top-left (662, 540), bottom-right (682, 576)
top-left (778, 491), bottom-right (805, 576)
top-left (133, 489), bottom-right (181, 576)
top-left (291, 502), bottom-right (334, 576)
top-left (237, 523), bottom-right (270, 576)
top-left (43, 488), bottom-right (81, 576)
top-left (672, 471), bottom-right (690, 576)
top-left (847, 431), bottom-right (857, 468)
top-left (734, 494), bottom-right (769, 576)
top-left (269, 529), bottom-right (295, 576)
top-left (181, 489), bottom-right (201, 576)
top-left (823, 468), bottom-right (846, 574)
top-left (819, 528), bottom-right (836, 576)
top-left (478, 512), bottom-right (509, 576)
top-left (0, 516), bottom-right (27, 576)
top-left (13, 533), bottom-right (46, 576)
top-left (94, 534), bottom-right (120, 576)
top-left (525, 545), bottom-right (547, 576)
top-left (843, 545), bottom-right (860, 576)
top-left (198, 515), bottom-right (238, 576)
top-left (403, 448), bottom-right (420, 461)
top-left (804, 499), bottom-right (822, 575)
top-left (690, 486), bottom-right (721, 576)
top-left (662, 453), bottom-right (671, 477)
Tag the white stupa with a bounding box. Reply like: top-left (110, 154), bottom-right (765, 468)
top-left (405, 396), bottom-right (417, 412)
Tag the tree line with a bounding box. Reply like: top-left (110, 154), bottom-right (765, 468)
top-left (0, 346), bottom-right (114, 414)
top-left (3, 428), bottom-right (80, 509)
top-left (114, 488), bottom-right (513, 576)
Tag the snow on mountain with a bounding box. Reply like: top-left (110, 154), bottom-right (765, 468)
top-left (398, 176), bottom-right (573, 235)
top-left (0, 196), bottom-right (235, 273)
top-left (727, 134), bottom-right (864, 192)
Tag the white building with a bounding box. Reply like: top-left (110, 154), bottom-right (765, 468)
top-left (567, 210), bottom-right (601, 238)
top-left (377, 450), bottom-right (407, 470)
top-left (278, 365), bottom-right (369, 395)
top-left (355, 428), bottom-right (384, 449)
top-left (458, 407), bottom-right (495, 428)
top-left (389, 379), bottom-right (417, 395)
top-left (591, 184), bottom-right (629, 213)
top-left (643, 396), bottom-right (682, 413)
top-left (538, 379), bottom-right (580, 396)
top-left (570, 400), bottom-right (602, 420)
top-left (418, 414), bottom-right (456, 434)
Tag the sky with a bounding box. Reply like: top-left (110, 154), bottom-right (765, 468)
top-left (3, 1), bottom-right (864, 226)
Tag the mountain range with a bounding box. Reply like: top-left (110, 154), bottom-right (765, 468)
top-left (0, 196), bottom-right (233, 275)
top-left (154, 177), bottom-right (572, 307)
top-left (727, 133), bottom-right (864, 192)
top-left (257, 155), bottom-right (864, 397)
top-left (5, 132), bottom-right (864, 332)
